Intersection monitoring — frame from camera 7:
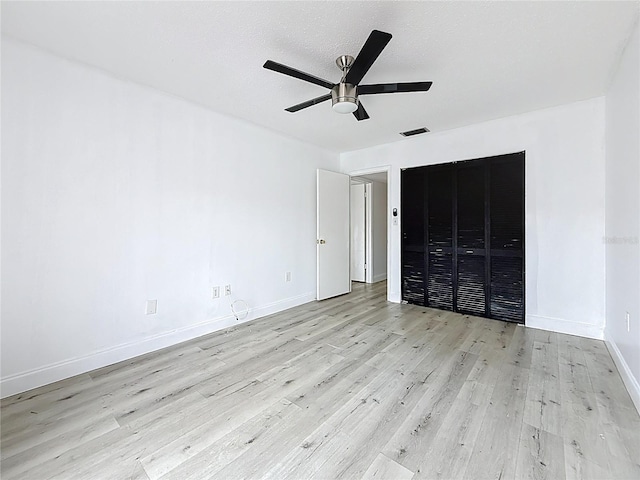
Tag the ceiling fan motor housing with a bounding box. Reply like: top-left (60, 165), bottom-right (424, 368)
top-left (331, 83), bottom-right (358, 113)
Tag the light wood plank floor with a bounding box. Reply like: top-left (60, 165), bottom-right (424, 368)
top-left (2, 281), bottom-right (639, 479)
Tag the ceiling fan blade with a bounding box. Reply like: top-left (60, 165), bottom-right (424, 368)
top-left (352, 103), bottom-right (370, 121)
top-left (344, 30), bottom-right (392, 86)
top-left (358, 81), bottom-right (433, 95)
top-left (285, 93), bottom-right (332, 112)
top-left (264, 60), bottom-right (335, 90)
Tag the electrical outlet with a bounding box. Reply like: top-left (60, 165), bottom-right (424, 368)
top-left (146, 299), bottom-right (157, 315)
top-left (212, 286), bottom-right (220, 299)
top-left (225, 284), bottom-right (231, 296)
top-left (285, 271), bottom-right (291, 282)
top-left (626, 311), bottom-right (630, 332)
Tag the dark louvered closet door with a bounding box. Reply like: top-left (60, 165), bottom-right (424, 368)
top-left (489, 155), bottom-right (525, 322)
top-left (426, 167), bottom-right (454, 310)
top-left (401, 152), bottom-right (525, 324)
top-left (401, 169), bottom-right (426, 304)
top-left (456, 163), bottom-right (486, 316)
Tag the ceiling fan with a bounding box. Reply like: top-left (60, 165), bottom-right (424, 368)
top-left (263, 29), bottom-right (432, 121)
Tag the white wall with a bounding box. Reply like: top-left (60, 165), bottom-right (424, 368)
top-left (604, 19), bottom-right (640, 411)
top-left (341, 97), bottom-right (606, 340)
top-left (1, 38), bottom-right (338, 397)
top-left (370, 181), bottom-right (387, 283)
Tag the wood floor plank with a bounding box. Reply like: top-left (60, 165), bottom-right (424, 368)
top-left (140, 345), bottom-right (346, 478)
top-left (208, 403), bottom-right (319, 480)
top-left (361, 452), bottom-right (415, 480)
top-left (0, 409), bottom-right (119, 461)
top-left (312, 368), bottom-right (435, 478)
top-left (557, 333), bottom-right (616, 479)
top-left (515, 423), bottom-right (566, 480)
top-left (456, 337), bottom-right (505, 407)
top-left (260, 430), bottom-right (353, 480)
top-left (158, 398), bottom-right (302, 480)
top-left (285, 355), bottom-right (378, 411)
top-left (138, 385), bottom-right (275, 478)
top-left (462, 352), bottom-right (531, 479)
top-left (0, 373), bottom-right (96, 426)
top-left (412, 396), bottom-right (487, 480)
top-left (2, 281), bottom-right (639, 480)
top-left (381, 350), bottom-right (479, 474)
top-left (523, 337), bottom-right (563, 436)
top-left (0, 414), bottom-right (120, 478)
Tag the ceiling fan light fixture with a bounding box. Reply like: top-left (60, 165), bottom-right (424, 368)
top-left (331, 83), bottom-right (358, 114)
top-left (264, 29), bottom-right (432, 121)
top-left (332, 100), bottom-right (358, 114)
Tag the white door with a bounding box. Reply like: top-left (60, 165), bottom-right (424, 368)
top-left (350, 183), bottom-right (366, 282)
top-left (317, 169), bottom-right (351, 300)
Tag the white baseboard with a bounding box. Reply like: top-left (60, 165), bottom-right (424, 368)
top-left (372, 273), bottom-right (388, 283)
top-left (0, 292), bottom-right (315, 399)
top-left (604, 331), bottom-right (640, 415)
top-left (525, 314), bottom-right (604, 340)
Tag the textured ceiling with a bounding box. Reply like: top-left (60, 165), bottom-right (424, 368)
top-left (2, 1), bottom-right (638, 153)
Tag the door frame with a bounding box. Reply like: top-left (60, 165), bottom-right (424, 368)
top-left (346, 166), bottom-right (391, 300)
top-left (363, 182), bottom-right (373, 284)
top-left (349, 181), bottom-right (368, 283)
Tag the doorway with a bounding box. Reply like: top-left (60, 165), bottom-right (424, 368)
top-left (350, 171), bottom-right (388, 288)
top-left (350, 182), bottom-right (367, 282)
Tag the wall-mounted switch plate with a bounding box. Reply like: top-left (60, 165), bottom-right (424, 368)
top-left (285, 271), bottom-right (291, 282)
top-left (225, 285), bottom-right (231, 296)
top-left (146, 299), bottom-right (157, 315)
top-left (212, 286), bottom-right (220, 299)
top-left (626, 311), bottom-right (630, 332)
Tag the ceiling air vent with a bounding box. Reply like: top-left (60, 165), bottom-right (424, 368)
top-left (400, 127), bottom-right (430, 137)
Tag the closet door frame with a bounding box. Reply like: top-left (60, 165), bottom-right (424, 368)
top-left (401, 152), bottom-right (525, 323)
